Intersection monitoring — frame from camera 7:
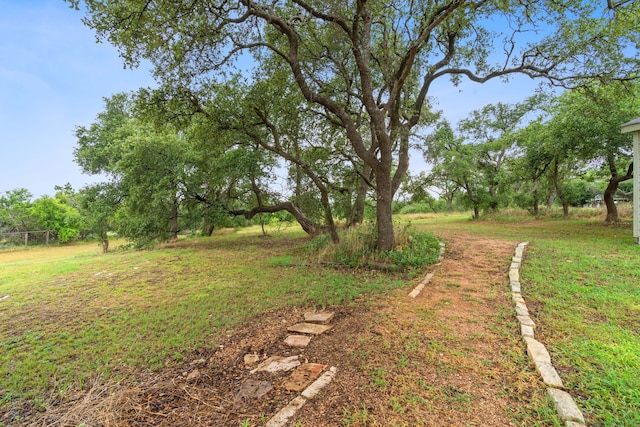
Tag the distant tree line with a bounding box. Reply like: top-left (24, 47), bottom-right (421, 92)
top-left (0, 185), bottom-right (84, 244)
top-left (7, 0), bottom-right (640, 250)
top-left (403, 81), bottom-right (637, 221)
top-left (63, 0), bottom-right (639, 252)
top-left (2, 79), bottom-right (636, 251)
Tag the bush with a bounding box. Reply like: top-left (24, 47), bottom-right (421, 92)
top-left (399, 203), bottom-right (433, 214)
top-left (379, 224), bottom-right (441, 269)
top-left (58, 227), bottom-right (80, 244)
top-left (308, 222), bottom-right (441, 271)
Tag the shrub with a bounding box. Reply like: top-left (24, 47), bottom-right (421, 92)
top-left (308, 222), bottom-right (440, 271)
top-left (379, 224), bottom-right (441, 269)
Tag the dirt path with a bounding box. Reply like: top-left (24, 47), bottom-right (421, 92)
top-left (289, 232), bottom-right (547, 426)
top-left (29, 233), bottom-right (551, 426)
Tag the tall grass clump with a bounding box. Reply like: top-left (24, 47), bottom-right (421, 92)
top-left (309, 222), bottom-right (440, 271)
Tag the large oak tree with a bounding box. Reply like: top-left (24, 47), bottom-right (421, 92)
top-left (71, 0), bottom-right (639, 250)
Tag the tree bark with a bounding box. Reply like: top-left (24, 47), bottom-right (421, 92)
top-left (230, 202), bottom-right (320, 237)
top-left (374, 161), bottom-right (395, 252)
top-left (532, 178), bottom-right (539, 216)
top-left (463, 180), bottom-right (480, 220)
top-left (349, 163), bottom-right (372, 227)
top-left (101, 233), bottom-right (109, 254)
top-left (604, 161), bottom-right (633, 223)
top-left (170, 198), bottom-right (179, 240)
top-left (552, 158), bottom-right (569, 218)
top-left (203, 220), bottom-right (215, 237)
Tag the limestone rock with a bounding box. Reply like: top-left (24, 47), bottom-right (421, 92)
top-left (536, 362), bottom-right (564, 388)
top-left (283, 363), bottom-right (327, 392)
top-left (304, 311), bottom-right (335, 324)
top-left (251, 355), bottom-right (300, 374)
top-left (524, 337), bottom-right (551, 364)
top-left (287, 322), bottom-right (333, 335)
top-left (284, 334), bottom-right (312, 348)
top-left (547, 388), bottom-right (585, 424)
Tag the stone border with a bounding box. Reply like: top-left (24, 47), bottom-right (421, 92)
top-left (409, 241), bottom-right (446, 298)
top-left (511, 242), bottom-right (587, 427)
top-left (265, 366), bottom-right (337, 427)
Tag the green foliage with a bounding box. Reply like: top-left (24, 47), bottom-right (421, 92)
top-left (0, 188), bottom-right (35, 232)
top-left (309, 222), bottom-right (440, 271)
top-left (74, 0), bottom-right (640, 252)
top-left (77, 183), bottom-right (121, 244)
top-left (30, 195), bottom-right (84, 243)
top-left (397, 201), bottom-right (448, 214)
top-left (379, 225), bottom-right (441, 269)
top-left (561, 178), bottom-right (599, 207)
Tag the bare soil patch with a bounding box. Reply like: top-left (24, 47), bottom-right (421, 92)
top-left (22, 233), bottom-right (551, 426)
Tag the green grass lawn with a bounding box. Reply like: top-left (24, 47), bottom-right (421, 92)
top-left (410, 212), bottom-right (640, 427)
top-left (2, 215), bottom-right (639, 426)
top-left (0, 226), bottom-right (406, 410)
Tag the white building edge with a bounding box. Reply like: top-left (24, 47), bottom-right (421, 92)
top-left (621, 117), bottom-right (640, 245)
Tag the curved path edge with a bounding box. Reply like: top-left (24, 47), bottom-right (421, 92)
top-left (512, 242), bottom-right (587, 427)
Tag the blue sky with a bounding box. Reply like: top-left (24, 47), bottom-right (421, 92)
top-left (0, 0), bottom-right (539, 199)
top-left (0, 0), bottom-right (155, 198)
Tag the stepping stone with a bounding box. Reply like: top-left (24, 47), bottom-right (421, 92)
top-left (284, 334), bottom-right (312, 348)
top-left (288, 322), bottom-right (333, 335)
top-left (283, 363), bottom-right (327, 392)
top-left (251, 355), bottom-right (300, 374)
top-left (304, 311), bottom-right (335, 324)
top-left (234, 379), bottom-right (273, 404)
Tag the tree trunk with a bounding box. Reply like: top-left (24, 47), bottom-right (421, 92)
top-left (169, 199), bottom-right (179, 240)
top-left (604, 161), bottom-right (633, 223)
top-left (101, 233), bottom-right (109, 254)
top-left (532, 178), bottom-right (539, 216)
top-left (603, 180), bottom-right (619, 222)
top-left (445, 188), bottom-right (457, 213)
top-left (319, 186), bottom-right (339, 243)
top-left (463, 180), bottom-right (480, 220)
top-left (546, 190), bottom-right (555, 209)
top-left (375, 163), bottom-right (395, 252)
top-left (203, 220), bottom-right (215, 237)
top-left (552, 158), bottom-right (569, 218)
top-left (349, 164), bottom-right (372, 227)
